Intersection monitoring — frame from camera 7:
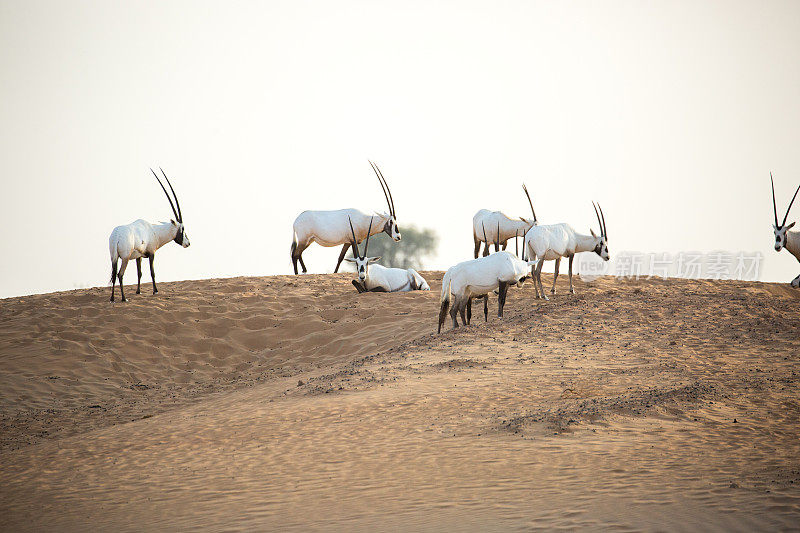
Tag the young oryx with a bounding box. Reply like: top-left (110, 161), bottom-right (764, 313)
top-left (770, 173), bottom-right (800, 287)
top-left (345, 217), bottom-right (430, 293)
top-left (438, 223), bottom-right (532, 333)
top-left (524, 202), bottom-right (609, 300)
top-left (472, 184), bottom-right (538, 258)
top-left (291, 161), bottom-right (400, 275)
top-left (108, 169), bottom-right (190, 302)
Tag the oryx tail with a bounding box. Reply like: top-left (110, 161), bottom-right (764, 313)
top-left (438, 272), bottom-right (452, 333)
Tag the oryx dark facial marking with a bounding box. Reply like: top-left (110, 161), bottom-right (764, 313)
top-left (592, 202), bottom-right (609, 261)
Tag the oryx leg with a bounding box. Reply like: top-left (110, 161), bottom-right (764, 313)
top-left (568, 255), bottom-right (575, 294)
top-left (484, 295), bottom-right (489, 321)
top-left (551, 258), bottom-right (560, 294)
top-left (351, 280), bottom-right (367, 293)
top-left (135, 258), bottom-right (142, 294)
top-left (368, 286), bottom-right (388, 293)
top-left (466, 297), bottom-right (472, 324)
top-left (498, 281), bottom-right (508, 317)
top-left (117, 258), bottom-right (130, 302)
top-left (791, 274), bottom-right (800, 288)
top-left (473, 236), bottom-right (482, 259)
top-left (459, 301), bottom-right (467, 326)
top-left (148, 255), bottom-right (158, 294)
top-left (536, 259), bottom-right (548, 301)
top-left (501, 240), bottom-right (508, 251)
top-left (450, 296), bottom-right (461, 328)
top-left (333, 243), bottom-right (351, 273)
top-left (110, 259), bottom-right (118, 302)
top-left (483, 242), bottom-right (490, 257)
top-left (291, 241), bottom-right (309, 275)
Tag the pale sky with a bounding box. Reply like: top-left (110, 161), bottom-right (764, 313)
top-left (1, 0), bottom-right (799, 298)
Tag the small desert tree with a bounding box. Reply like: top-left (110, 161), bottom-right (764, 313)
top-left (351, 225), bottom-right (438, 269)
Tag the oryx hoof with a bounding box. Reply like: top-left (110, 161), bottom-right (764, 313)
top-left (136, 289), bottom-right (141, 294)
top-left (551, 288), bottom-right (556, 294)
top-left (542, 295), bottom-right (550, 301)
top-left (153, 289), bottom-right (158, 294)
top-left (121, 297), bottom-right (127, 302)
top-left (569, 288), bottom-right (575, 294)
top-left (109, 296), bottom-right (114, 302)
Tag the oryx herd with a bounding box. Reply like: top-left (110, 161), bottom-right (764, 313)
top-left (108, 167), bottom-right (800, 332)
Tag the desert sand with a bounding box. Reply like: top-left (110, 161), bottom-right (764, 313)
top-left (1, 273), bottom-right (800, 531)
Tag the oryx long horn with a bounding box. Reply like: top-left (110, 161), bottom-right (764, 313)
top-left (593, 202), bottom-right (605, 238)
top-left (364, 217), bottom-right (374, 257)
top-left (522, 183), bottom-right (537, 223)
top-left (782, 183), bottom-right (800, 227)
top-left (515, 229), bottom-right (519, 257)
top-left (151, 168), bottom-right (180, 222)
top-left (369, 160), bottom-right (394, 217)
top-left (347, 216), bottom-right (361, 259)
top-left (599, 203), bottom-right (607, 239)
top-left (772, 173), bottom-right (779, 227)
top-left (159, 168), bottom-right (182, 223)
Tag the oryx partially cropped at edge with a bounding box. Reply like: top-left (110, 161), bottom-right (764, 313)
top-left (524, 202), bottom-right (609, 300)
top-left (770, 173), bottom-right (800, 287)
top-left (472, 184), bottom-right (538, 258)
top-left (108, 169), bottom-right (190, 302)
top-left (291, 161), bottom-right (400, 275)
top-left (345, 216), bottom-right (430, 293)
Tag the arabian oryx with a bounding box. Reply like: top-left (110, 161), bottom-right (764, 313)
top-left (524, 202), bottom-right (609, 300)
top-left (291, 161), bottom-right (400, 275)
top-left (472, 184), bottom-right (538, 258)
top-left (438, 223), bottom-right (532, 333)
top-left (345, 216), bottom-right (430, 293)
top-left (108, 169), bottom-right (190, 302)
top-left (770, 173), bottom-right (800, 287)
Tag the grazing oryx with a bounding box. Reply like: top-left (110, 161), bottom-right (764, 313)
top-left (438, 223), bottom-right (532, 333)
top-left (345, 217), bottom-right (430, 293)
top-left (524, 202), bottom-right (608, 300)
top-left (472, 184), bottom-right (538, 258)
top-left (770, 173), bottom-right (800, 287)
top-left (108, 169), bottom-right (190, 302)
top-left (291, 161), bottom-right (400, 275)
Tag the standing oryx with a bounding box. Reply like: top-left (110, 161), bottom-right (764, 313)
top-left (438, 222), bottom-right (533, 333)
top-left (345, 217), bottom-right (430, 293)
top-left (524, 203), bottom-right (609, 300)
top-left (770, 173), bottom-right (800, 287)
top-left (291, 161), bottom-right (400, 275)
top-left (108, 169), bottom-right (190, 302)
top-left (472, 184), bottom-right (538, 258)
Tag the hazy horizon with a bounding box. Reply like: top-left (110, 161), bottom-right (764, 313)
top-left (2, 0), bottom-right (799, 299)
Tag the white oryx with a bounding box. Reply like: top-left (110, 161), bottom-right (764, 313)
top-left (108, 169), bottom-right (190, 302)
top-left (472, 184), bottom-right (538, 258)
top-left (438, 223), bottom-right (532, 333)
top-left (291, 161), bottom-right (400, 275)
top-left (524, 202), bottom-right (609, 300)
top-left (345, 216), bottom-right (430, 293)
top-left (770, 173), bottom-right (800, 287)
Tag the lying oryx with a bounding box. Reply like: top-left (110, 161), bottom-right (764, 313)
top-left (346, 217), bottom-right (429, 293)
top-left (291, 161), bottom-right (400, 275)
top-left (770, 173), bottom-right (800, 287)
top-left (524, 202), bottom-right (609, 299)
top-left (108, 169), bottom-right (190, 302)
top-left (472, 184), bottom-right (538, 257)
top-left (438, 224), bottom-right (532, 332)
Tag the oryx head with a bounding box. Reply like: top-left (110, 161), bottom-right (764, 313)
top-left (590, 202), bottom-right (608, 261)
top-left (345, 216), bottom-right (380, 283)
top-left (369, 160), bottom-right (401, 242)
top-left (771, 173), bottom-right (799, 251)
top-left (519, 183), bottom-right (538, 229)
top-left (152, 168), bottom-right (190, 248)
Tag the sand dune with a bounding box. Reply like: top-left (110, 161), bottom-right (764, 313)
top-left (2, 273), bottom-right (800, 530)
